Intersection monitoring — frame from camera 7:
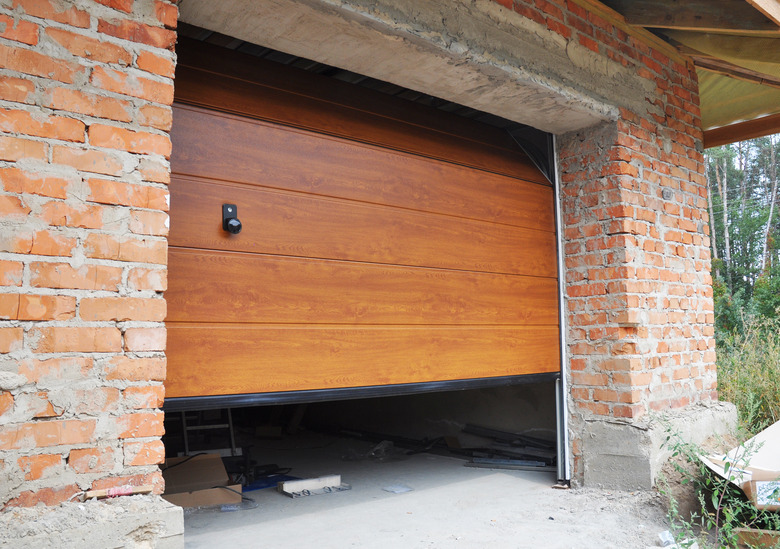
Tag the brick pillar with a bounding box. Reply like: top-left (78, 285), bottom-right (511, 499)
top-left (0, 0), bottom-right (176, 507)
top-left (557, 55), bottom-right (720, 485)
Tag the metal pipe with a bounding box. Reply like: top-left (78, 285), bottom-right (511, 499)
top-left (552, 135), bottom-right (571, 482)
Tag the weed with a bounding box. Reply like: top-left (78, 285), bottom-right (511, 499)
top-left (660, 427), bottom-right (780, 548)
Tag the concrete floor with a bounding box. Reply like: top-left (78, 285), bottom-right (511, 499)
top-left (182, 433), bottom-right (670, 548)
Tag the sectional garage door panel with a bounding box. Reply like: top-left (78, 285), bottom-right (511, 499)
top-left (168, 176), bottom-right (558, 277)
top-left (167, 61), bottom-right (560, 400)
top-left (166, 325), bottom-right (561, 396)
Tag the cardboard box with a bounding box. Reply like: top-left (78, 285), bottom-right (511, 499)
top-left (162, 453), bottom-right (242, 508)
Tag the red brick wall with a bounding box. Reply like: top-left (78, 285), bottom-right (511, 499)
top-left (0, 0), bottom-right (716, 505)
top-left (493, 0), bottom-right (715, 477)
top-left (0, 0), bottom-right (176, 507)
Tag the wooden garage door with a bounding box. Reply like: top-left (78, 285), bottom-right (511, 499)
top-left (165, 42), bottom-right (561, 400)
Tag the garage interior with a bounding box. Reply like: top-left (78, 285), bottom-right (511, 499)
top-left (161, 25), bottom-right (566, 525)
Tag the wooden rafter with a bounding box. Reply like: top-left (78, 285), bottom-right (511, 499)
top-left (690, 56), bottom-right (780, 89)
top-left (745, 0), bottom-right (780, 25)
top-left (704, 112), bottom-right (780, 147)
top-left (599, 0), bottom-right (780, 33)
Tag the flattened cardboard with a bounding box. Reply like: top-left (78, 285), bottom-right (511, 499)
top-left (162, 484), bottom-right (242, 508)
top-left (701, 420), bottom-right (780, 510)
top-left (162, 453), bottom-right (242, 508)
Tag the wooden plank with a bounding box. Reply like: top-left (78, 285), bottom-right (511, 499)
top-left (170, 106), bottom-right (554, 231)
top-left (735, 527), bottom-right (780, 548)
top-left (166, 248), bottom-right (559, 326)
top-left (600, 0), bottom-right (780, 32)
top-left (165, 324), bottom-right (561, 397)
top-left (168, 177), bottom-right (557, 277)
top-left (172, 68), bottom-right (549, 185)
top-left (703, 111), bottom-right (780, 147)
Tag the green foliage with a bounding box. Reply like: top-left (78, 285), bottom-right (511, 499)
top-left (752, 273), bottom-right (780, 319)
top-left (660, 428), bottom-right (780, 548)
top-left (717, 315), bottom-right (780, 434)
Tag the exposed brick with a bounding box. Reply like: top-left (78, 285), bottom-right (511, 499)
top-left (44, 87), bottom-right (132, 123)
top-left (127, 267), bottom-right (167, 291)
top-left (68, 447), bottom-right (116, 474)
top-left (31, 327), bottom-right (122, 353)
top-left (137, 104), bottom-right (172, 131)
top-left (123, 327), bottom-right (165, 352)
top-left (0, 43), bottom-right (83, 83)
top-left (80, 297), bottom-right (166, 321)
top-left (0, 75), bottom-right (35, 103)
top-left (0, 135), bottom-right (47, 162)
top-left (138, 157), bottom-right (170, 183)
top-left (18, 357), bottom-right (93, 384)
top-left (94, 0), bottom-right (134, 13)
top-left (124, 439), bottom-right (165, 466)
top-left (45, 27), bottom-right (132, 65)
top-left (154, 0), bottom-right (178, 29)
top-left (0, 107), bottom-right (84, 142)
top-left (0, 194), bottom-right (30, 218)
top-left (0, 294), bottom-right (76, 320)
top-left (5, 484), bottom-right (81, 507)
top-left (104, 356), bottom-right (166, 381)
top-left (39, 200), bottom-right (103, 229)
top-left (89, 470), bottom-right (163, 494)
top-left (88, 124), bottom-right (172, 157)
top-left (0, 392), bottom-right (13, 416)
top-left (98, 18), bottom-right (176, 50)
top-left (52, 146), bottom-right (125, 176)
top-left (84, 233), bottom-right (167, 264)
top-left (12, 0), bottom-right (90, 28)
top-left (86, 178), bottom-right (169, 210)
top-left (30, 262), bottom-right (122, 291)
top-left (129, 210), bottom-right (168, 236)
top-left (0, 419), bottom-right (96, 450)
top-left (123, 385), bottom-right (165, 409)
top-left (18, 453), bottom-right (62, 480)
top-left (91, 65), bottom-right (174, 105)
top-left (117, 411), bottom-right (164, 438)
top-left (0, 167), bottom-right (71, 199)
top-left (28, 230), bottom-right (78, 257)
top-left (0, 327), bottom-right (23, 353)
top-left (0, 14), bottom-right (39, 45)
top-left (136, 49), bottom-right (175, 78)
top-left (0, 260), bottom-right (23, 286)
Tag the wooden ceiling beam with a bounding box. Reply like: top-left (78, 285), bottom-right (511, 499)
top-left (599, 0), bottom-right (780, 32)
top-left (745, 0), bottom-right (780, 25)
top-left (704, 112), bottom-right (780, 147)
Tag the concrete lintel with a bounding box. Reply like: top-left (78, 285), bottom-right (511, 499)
top-left (581, 402), bottom-right (737, 490)
top-left (177, 0), bottom-right (656, 134)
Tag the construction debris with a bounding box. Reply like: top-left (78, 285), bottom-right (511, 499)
top-left (278, 475), bottom-right (351, 498)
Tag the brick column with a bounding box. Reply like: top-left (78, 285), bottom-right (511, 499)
top-left (557, 49), bottom-right (718, 484)
top-left (0, 0), bottom-right (176, 507)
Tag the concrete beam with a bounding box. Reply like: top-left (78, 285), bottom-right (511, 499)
top-left (177, 0), bottom-right (655, 134)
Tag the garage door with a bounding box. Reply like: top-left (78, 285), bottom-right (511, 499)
top-left (165, 42), bottom-right (561, 401)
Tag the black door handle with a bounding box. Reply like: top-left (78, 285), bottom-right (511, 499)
top-left (222, 204), bottom-right (242, 234)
